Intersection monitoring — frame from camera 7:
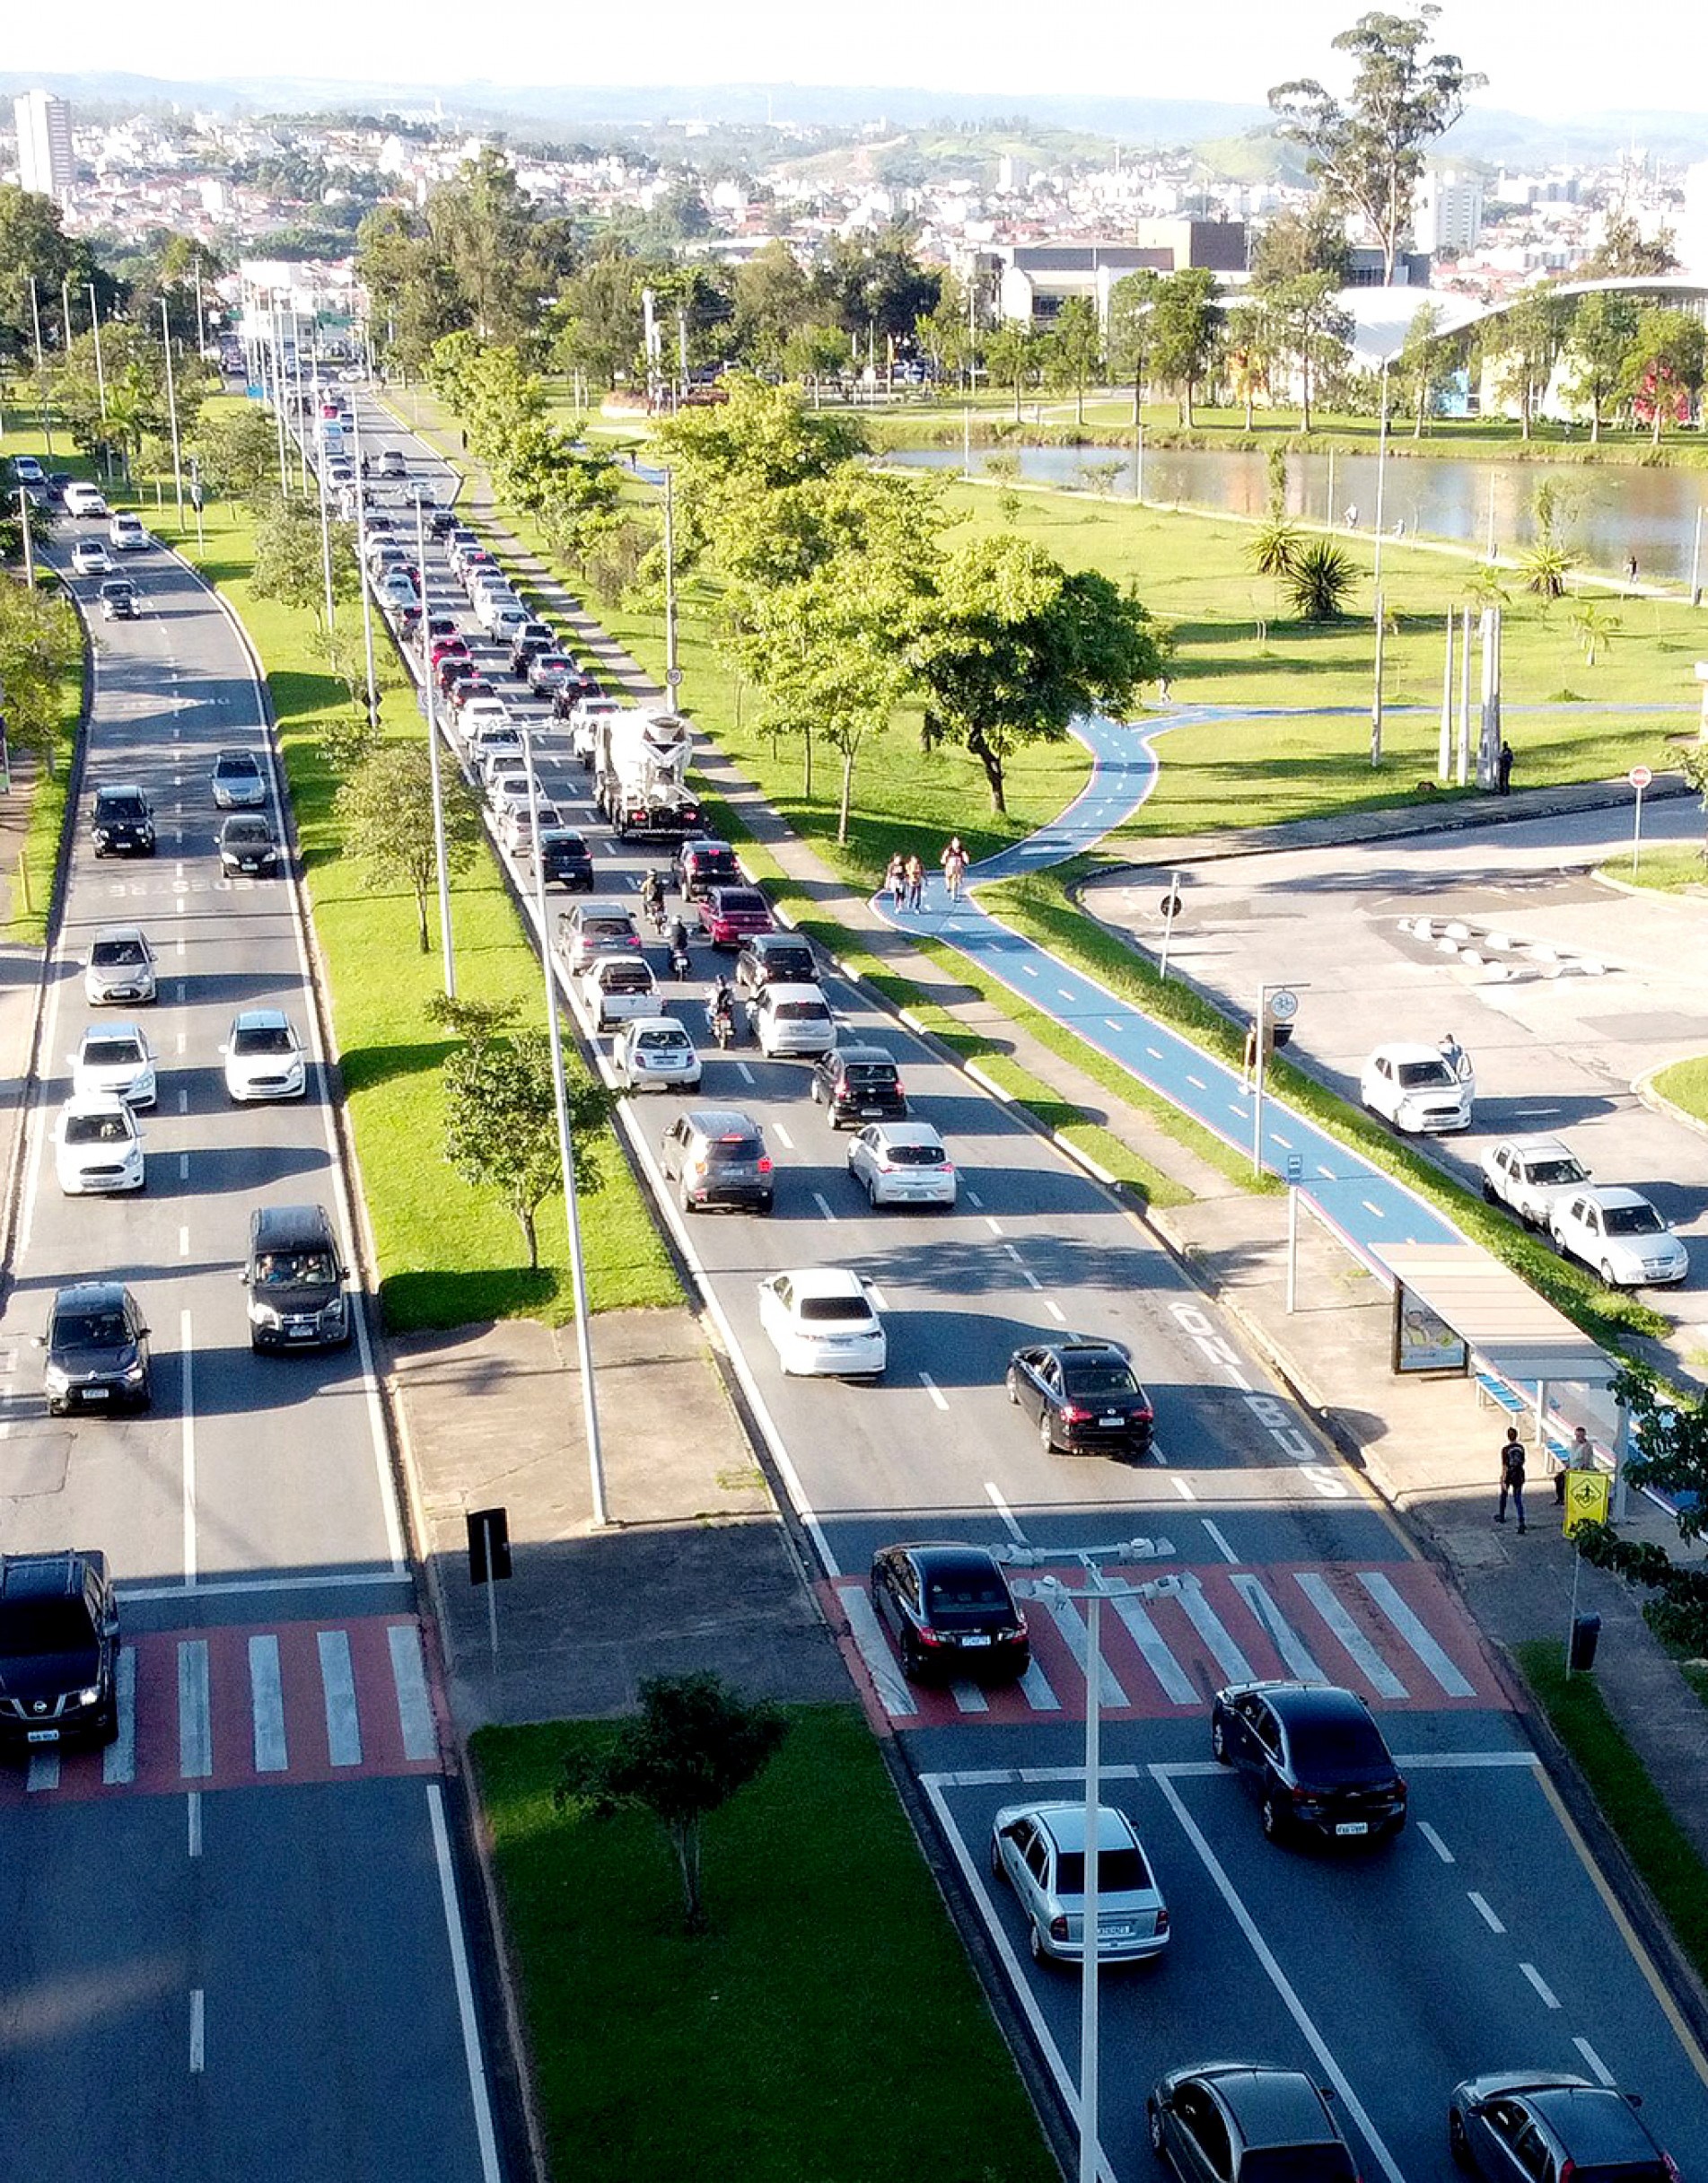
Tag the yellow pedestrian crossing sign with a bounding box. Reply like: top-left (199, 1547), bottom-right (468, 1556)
top-left (1563, 1469), bottom-right (1610, 1534)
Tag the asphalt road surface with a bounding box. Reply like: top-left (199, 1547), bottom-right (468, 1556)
top-left (0, 510), bottom-right (504, 2179)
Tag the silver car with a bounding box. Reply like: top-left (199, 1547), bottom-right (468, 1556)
top-left (990, 1802), bottom-right (1169, 1966)
top-left (83, 925), bottom-right (158, 1006)
top-left (613, 1015), bottom-right (702, 1092)
top-left (750, 982), bottom-right (837, 1059)
top-left (211, 749), bottom-right (267, 809)
top-left (847, 1120), bottom-right (958, 1208)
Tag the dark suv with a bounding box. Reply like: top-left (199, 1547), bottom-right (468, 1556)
top-left (0, 1551), bottom-right (121, 1752)
top-left (1006, 1339), bottom-right (1155, 1458)
top-left (242, 1203), bottom-right (352, 1352)
top-left (810, 1044), bottom-right (907, 1130)
top-left (90, 785), bottom-right (156, 857)
top-left (537, 828), bottom-right (595, 890)
top-left (1211, 1679), bottom-right (1407, 1845)
top-left (735, 933), bottom-right (818, 996)
top-left (43, 1281), bottom-right (153, 1415)
top-left (1448, 2071), bottom-right (1677, 2183)
top-left (1149, 2065), bottom-right (1356, 2183)
top-left (661, 1108), bottom-right (775, 1214)
top-left (671, 837), bottom-right (740, 899)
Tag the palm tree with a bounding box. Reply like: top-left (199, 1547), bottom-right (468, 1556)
top-left (1285, 540), bottom-right (1357, 621)
top-left (1568, 601), bottom-right (1620, 665)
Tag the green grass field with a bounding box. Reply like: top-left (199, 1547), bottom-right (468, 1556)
top-left (1653, 1054), bottom-right (1708, 1129)
top-left (472, 1708), bottom-right (1058, 2183)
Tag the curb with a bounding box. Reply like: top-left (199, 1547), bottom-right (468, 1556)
top-left (1634, 1064), bottom-right (1708, 1144)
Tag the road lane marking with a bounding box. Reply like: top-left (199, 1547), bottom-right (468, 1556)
top-left (426, 1784), bottom-right (504, 2183)
top-left (1042, 1593), bottom-right (1131, 1709)
top-left (950, 1679), bottom-right (990, 1714)
top-left (1318, 1163), bottom-right (1335, 1179)
top-left (1293, 1573), bottom-right (1406, 1697)
top-left (26, 1751), bottom-right (60, 1793)
top-left (1469, 1891), bottom-right (1505, 1933)
top-left (1171, 1477), bottom-right (1196, 1500)
top-left (249, 1635), bottom-right (288, 1772)
top-left (1202, 1521), bottom-right (1239, 1565)
top-left (985, 1215), bottom-right (1005, 1237)
top-left (1272, 1133), bottom-right (1292, 1149)
top-left (1056, 988), bottom-right (1076, 1002)
top-left (1362, 1198), bottom-right (1386, 1219)
top-left (187, 1792), bottom-right (202, 1858)
top-left (1104, 1018), bottom-right (1124, 1031)
top-left (1152, 1772), bottom-right (1407, 2183)
top-left (119, 1570), bottom-right (413, 1601)
top-left (735, 1062), bottom-right (754, 1084)
top-left (1573, 2038), bottom-right (1616, 2086)
top-left (1177, 1577), bottom-right (1255, 1682)
top-left (179, 1640), bottom-right (211, 1777)
top-left (810, 1190), bottom-right (837, 1223)
top-left (1358, 1571), bottom-right (1476, 1696)
top-left (772, 1120), bottom-right (793, 1148)
top-left (1114, 1597), bottom-right (1198, 1704)
top-left (1520, 1962), bottom-right (1561, 2009)
top-left (1020, 1268), bottom-right (1043, 1291)
top-left (104, 1649), bottom-right (137, 1785)
top-left (1018, 962), bottom-right (1037, 977)
top-left (188, 1989), bottom-right (205, 2074)
top-left (180, 1227), bottom-right (189, 1258)
top-left (985, 1484), bottom-right (1027, 1541)
top-left (179, 1153), bottom-right (189, 1179)
top-left (966, 1190), bottom-right (983, 1208)
top-left (1231, 1574), bottom-right (1323, 1680)
top-left (388, 1623), bottom-right (438, 1762)
top-left (1044, 1299), bottom-right (1066, 1323)
top-left (1003, 1242), bottom-right (1023, 1262)
top-left (842, 1586), bottom-right (911, 1715)
top-left (1418, 1821), bottom-right (1454, 1863)
top-left (918, 1372), bottom-right (949, 1411)
top-left (180, 1311), bottom-right (197, 1586)
top-left (178, 1088), bottom-right (188, 1114)
top-left (319, 1630), bottom-right (363, 1766)
top-left (1186, 1074), bottom-right (1206, 1090)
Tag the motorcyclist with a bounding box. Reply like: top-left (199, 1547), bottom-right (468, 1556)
top-left (710, 976), bottom-right (736, 1045)
top-left (640, 869), bottom-right (665, 927)
top-left (667, 916), bottom-right (691, 976)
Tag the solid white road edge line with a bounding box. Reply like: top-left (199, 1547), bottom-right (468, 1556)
top-left (426, 1783), bottom-right (504, 2183)
top-left (180, 1309), bottom-right (197, 1587)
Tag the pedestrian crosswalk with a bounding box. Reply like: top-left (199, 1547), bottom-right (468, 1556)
top-left (1, 1616), bottom-right (442, 1806)
top-left (833, 1560), bottom-right (1502, 1731)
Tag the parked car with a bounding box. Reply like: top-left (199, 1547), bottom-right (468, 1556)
top-left (42, 1281), bottom-right (152, 1415)
top-left (83, 925), bottom-right (157, 1006)
top-left (1006, 1338), bottom-right (1153, 1457)
top-left (1211, 1679), bottom-right (1407, 1845)
top-left (847, 1119), bottom-right (957, 1209)
top-left (990, 1803), bottom-right (1169, 1965)
top-left (1148, 2065), bottom-right (1357, 2183)
top-left (870, 1542), bottom-right (1029, 1682)
top-left (758, 1267), bottom-right (887, 1380)
top-left (1360, 1042), bottom-right (1471, 1134)
top-left (536, 828), bottom-right (595, 890)
top-left (661, 1108), bottom-right (775, 1214)
top-left (217, 814), bottom-right (282, 877)
top-left (1447, 2072), bottom-right (1677, 2183)
top-left (810, 1043), bottom-right (907, 1129)
top-left (69, 1023), bottom-right (156, 1109)
top-left (750, 982), bottom-right (837, 1060)
top-left (557, 903), bottom-right (643, 977)
top-left (54, 1095), bottom-right (145, 1196)
top-left (698, 886), bottom-right (775, 949)
top-left (612, 1015), bottom-right (702, 1092)
top-left (672, 837), bottom-right (740, 899)
top-left (582, 954), bottom-right (658, 1030)
top-left (89, 784), bottom-right (155, 857)
top-left (1549, 1185), bottom-right (1688, 1288)
top-left (242, 1203), bottom-right (353, 1353)
top-left (735, 933), bottom-right (817, 995)
top-left (211, 748), bottom-right (267, 809)
top-left (0, 1550), bottom-right (121, 1750)
top-left (1479, 1135), bottom-right (1594, 1227)
top-left (222, 1010), bottom-right (308, 1102)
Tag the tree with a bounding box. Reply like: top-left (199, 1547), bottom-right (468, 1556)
top-left (1150, 269), bottom-right (1221, 425)
top-left (1047, 297), bottom-right (1102, 425)
top-left (1568, 601), bottom-right (1620, 666)
top-left (1575, 1372), bottom-right (1708, 1653)
top-left (913, 535), bottom-right (1161, 812)
top-left (731, 240), bottom-right (812, 372)
top-left (1563, 292), bottom-right (1641, 443)
top-left (356, 204), bottom-right (468, 375)
top-left (1270, 9), bottom-right (1485, 285)
top-left (1394, 302), bottom-right (1451, 435)
top-left (425, 149), bottom-right (557, 350)
top-left (1224, 302), bottom-right (1274, 430)
top-left (1107, 269), bottom-right (1162, 427)
top-left (1265, 273), bottom-right (1352, 432)
top-left (192, 404), bottom-right (284, 502)
top-left (1249, 205), bottom-right (1354, 288)
top-left (985, 320), bottom-right (1041, 423)
top-left (0, 184), bottom-right (80, 359)
top-left (1620, 307), bottom-right (1706, 446)
top-left (1248, 517), bottom-right (1305, 580)
top-left (442, 1028), bottom-right (609, 1267)
top-left (1285, 539), bottom-right (1358, 619)
top-left (250, 491), bottom-right (361, 639)
top-left (557, 1673), bottom-right (788, 1934)
top-left (1489, 287), bottom-right (1572, 441)
top-left (335, 742), bottom-right (481, 951)
top-left (811, 229), bottom-right (941, 346)
top-left (1579, 213), bottom-right (1679, 280)
top-left (551, 250), bottom-right (645, 392)
top-left (652, 375), bottom-right (866, 575)
top-left (0, 581), bottom-right (80, 776)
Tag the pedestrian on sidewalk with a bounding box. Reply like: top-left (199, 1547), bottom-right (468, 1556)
top-left (1496, 1425), bottom-right (1528, 1531)
top-left (941, 836), bottom-right (967, 903)
top-left (1556, 1425), bottom-right (1595, 1506)
top-left (1240, 1021), bottom-right (1259, 1093)
top-left (905, 854), bottom-right (924, 911)
top-left (1496, 740), bottom-right (1514, 796)
top-left (884, 853), bottom-right (906, 909)
top-left (1626, 553), bottom-right (1639, 584)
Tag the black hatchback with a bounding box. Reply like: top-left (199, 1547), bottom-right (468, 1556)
top-left (1006, 1339), bottom-right (1155, 1459)
top-left (871, 1543), bottom-right (1029, 1683)
top-left (810, 1044), bottom-right (907, 1130)
top-left (43, 1281), bottom-right (153, 1415)
top-left (735, 934), bottom-right (819, 996)
top-left (90, 785), bottom-right (155, 857)
top-left (537, 828), bottom-right (595, 890)
top-left (1149, 2064), bottom-right (1356, 2183)
top-left (1211, 1680), bottom-right (1407, 1845)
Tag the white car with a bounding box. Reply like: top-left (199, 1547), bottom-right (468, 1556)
top-left (1480, 1136), bottom-right (1593, 1228)
top-left (221, 1009), bottom-right (308, 1102)
top-left (990, 1802), bottom-right (1170, 1966)
top-left (63, 481), bottom-right (109, 519)
top-left (582, 954), bottom-right (658, 1030)
top-left (847, 1120), bottom-right (958, 1209)
top-left (500, 801), bottom-right (561, 855)
top-left (489, 604), bottom-right (530, 645)
top-left (109, 512), bottom-right (148, 551)
top-left (1549, 1187), bottom-right (1689, 1288)
top-left (69, 1023), bottom-right (157, 1109)
top-left (71, 539), bottom-right (114, 576)
top-left (1359, 1043), bottom-right (1471, 1134)
top-left (750, 982), bottom-right (837, 1059)
top-left (612, 1015), bottom-right (702, 1092)
top-left (55, 1094), bottom-right (145, 1195)
top-left (757, 1267), bottom-right (887, 1380)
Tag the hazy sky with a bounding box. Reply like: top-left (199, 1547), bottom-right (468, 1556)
top-left (9, 0), bottom-right (1705, 119)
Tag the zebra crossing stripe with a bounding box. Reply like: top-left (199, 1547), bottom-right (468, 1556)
top-left (1177, 1577), bottom-right (1255, 1684)
top-left (1018, 1656), bottom-right (1063, 1713)
top-left (387, 1623), bottom-right (437, 1761)
top-left (1231, 1575), bottom-right (1325, 1684)
top-left (1357, 1573), bottom-right (1476, 1697)
top-left (26, 1750), bottom-right (60, 1793)
top-left (840, 1586), bottom-right (915, 1718)
top-left (179, 1640), bottom-right (213, 1778)
top-left (103, 1648), bottom-right (136, 1785)
top-left (1112, 1595), bottom-right (1198, 1704)
top-left (1293, 1574), bottom-right (1407, 1698)
top-left (318, 1630), bottom-right (362, 1766)
top-left (248, 1634), bottom-right (288, 1773)
top-left (1044, 1595), bottom-right (1131, 1709)
top-left (950, 1680), bottom-right (991, 1714)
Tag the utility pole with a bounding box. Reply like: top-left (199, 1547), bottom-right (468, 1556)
top-left (1370, 355), bottom-right (1391, 767)
top-left (18, 487), bottom-right (36, 591)
top-left (352, 404), bottom-right (379, 724)
top-left (312, 356), bottom-right (337, 634)
top-left (160, 297), bottom-right (187, 530)
top-left (416, 494), bottom-right (458, 997)
top-left (662, 467), bottom-right (682, 708)
top-left (28, 277), bottom-right (54, 459)
top-left (88, 282), bottom-right (108, 419)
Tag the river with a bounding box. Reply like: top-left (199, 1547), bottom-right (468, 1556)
top-left (890, 443), bottom-right (1708, 588)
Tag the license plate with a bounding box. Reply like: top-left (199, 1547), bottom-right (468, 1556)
top-left (858, 1107), bottom-right (884, 1117)
top-left (287, 1326), bottom-right (315, 1340)
top-left (82, 1388), bottom-right (109, 1401)
top-left (1335, 1821), bottom-right (1369, 1837)
top-left (1099, 1415), bottom-right (1125, 1428)
top-left (27, 1728), bottom-right (61, 1743)
top-left (959, 1634), bottom-right (993, 1648)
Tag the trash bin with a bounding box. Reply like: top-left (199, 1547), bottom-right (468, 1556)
top-left (1568, 1613), bottom-right (1601, 1673)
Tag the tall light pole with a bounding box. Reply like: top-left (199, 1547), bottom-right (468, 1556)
top-left (267, 300), bottom-right (291, 495)
top-left (998, 1541), bottom-right (1180, 2183)
top-left (87, 281), bottom-right (108, 419)
top-left (160, 297), bottom-right (187, 530)
top-left (351, 402), bottom-right (380, 725)
top-left (311, 355), bottom-right (337, 636)
top-left (1369, 354), bottom-right (1392, 767)
top-left (519, 720), bottom-right (609, 1529)
top-left (415, 493), bottom-right (458, 996)
top-left (662, 466), bottom-right (681, 706)
top-left (28, 277), bottom-right (54, 459)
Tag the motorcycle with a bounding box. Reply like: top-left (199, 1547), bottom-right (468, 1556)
top-left (711, 994), bottom-right (740, 1050)
top-left (668, 927), bottom-right (692, 979)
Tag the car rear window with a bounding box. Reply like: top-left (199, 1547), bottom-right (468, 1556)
top-left (1055, 1845), bottom-right (1151, 1895)
top-left (924, 1575), bottom-right (1011, 1619)
top-left (1286, 1714), bottom-right (1392, 1774)
top-left (845, 1064), bottom-right (898, 1086)
top-left (636, 1028), bottom-right (688, 1049)
top-left (776, 1002), bottom-right (829, 1022)
top-left (705, 1135), bottom-right (762, 1164)
top-left (586, 917), bottom-right (635, 940)
top-left (719, 890), bottom-right (766, 911)
top-left (798, 1296), bottom-right (874, 1324)
top-left (1061, 1361), bottom-right (1139, 1397)
top-left (886, 1143), bottom-right (943, 1166)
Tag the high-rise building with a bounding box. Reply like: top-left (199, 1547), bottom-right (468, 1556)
top-left (14, 90), bottom-right (74, 206)
top-left (1415, 170), bottom-right (1484, 256)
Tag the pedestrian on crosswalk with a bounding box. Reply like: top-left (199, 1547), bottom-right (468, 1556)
top-left (1496, 1426), bottom-right (1528, 1532)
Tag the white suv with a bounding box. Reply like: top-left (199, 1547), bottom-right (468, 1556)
top-left (1359, 1043), bottom-right (1471, 1134)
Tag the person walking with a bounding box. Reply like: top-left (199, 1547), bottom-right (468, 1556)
top-left (940, 836), bottom-right (968, 903)
top-left (905, 854), bottom-right (924, 912)
top-left (884, 853), bottom-right (906, 910)
top-left (1496, 1425), bottom-right (1528, 1532)
top-left (1496, 739), bottom-right (1514, 796)
top-left (1555, 1425), bottom-right (1595, 1506)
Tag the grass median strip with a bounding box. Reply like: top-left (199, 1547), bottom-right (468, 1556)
top-left (472, 1707), bottom-right (1057, 2183)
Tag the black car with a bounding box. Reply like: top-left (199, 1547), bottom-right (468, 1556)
top-left (218, 814), bottom-right (282, 877)
top-left (99, 577), bottom-right (138, 621)
top-left (429, 506), bottom-right (457, 539)
top-left (438, 657), bottom-right (479, 697)
top-left (0, 1551), bottom-right (121, 1752)
top-left (661, 1108), bottom-right (775, 1214)
top-left (1149, 2065), bottom-right (1357, 2183)
top-left (1007, 1339), bottom-right (1155, 1458)
top-left (537, 828), bottom-right (595, 890)
top-left (1448, 2072), bottom-right (1677, 2183)
top-left (870, 1543), bottom-right (1029, 1683)
top-left (1211, 1680), bottom-right (1407, 1845)
top-left (734, 933), bottom-right (819, 996)
top-left (90, 785), bottom-right (155, 857)
top-left (671, 837), bottom-right (740, 899)
top-left (242, 1203), bottom-right (353, 1352)
top-left (810, 1044), bottom-right (907, 1130)
top-left (43, 1281), bottom-right (153, 1416)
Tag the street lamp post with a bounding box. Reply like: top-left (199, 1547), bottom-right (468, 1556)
top-left (1370, 355), bottom-right (1391, 767)
top-left (351, 404), bottom-right (379, 726)
top-left (414, 494), bottom-right (458, 997)
top-left (87, 282), bottom-right (108, 420)
top-left (160, 298), bottom-right (187, 530)
top-left (662, 466), bottom-right (679, 697)
top-left (311, 358), bottom-right (337, 636)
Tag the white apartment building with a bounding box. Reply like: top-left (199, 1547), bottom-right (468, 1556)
top-left (1415, 170), bottom-right (1484, 255)
top-left (14, 90), bottom-right (74, 206)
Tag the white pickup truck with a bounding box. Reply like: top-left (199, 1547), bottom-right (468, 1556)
top-left (580, 954), bottom-right (658, 1032)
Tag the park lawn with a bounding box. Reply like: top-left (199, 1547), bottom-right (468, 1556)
top-left (1653, 1055), bottom-right (1708, 1129)
top-left (1605, 846), bottom-right (1708, 896)
top-left (154, 469), bottom-right (676, 1330)
top-left (472, 1709), bottom-right (1058, 2183)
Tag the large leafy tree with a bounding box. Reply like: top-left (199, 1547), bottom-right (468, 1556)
top-left (1107, 268), bottom-right (1162, 427)
top-left (425, 149), bottom-right (557, 351)
top-left (1046, 297), bottom-right (1103, 425)
top-left (1270, 8), bottom-right (1485, 284)
top-left (355, 204), bottom-right (469, 374)
top-left (652, 374), bottom-right (865, 573)
top-left (811, 228), bottom-right (941, 344)
top-left (0, 581), bottom-right (80, 776)
top-left (913, 536), bottom-right (1161, 812)
top-left (1249, 205), bottom-right (1354, 287)
top-left (0, 184), bottom-right (83, 360)
top-left (1576, 1372), bottom-right (1708, 1653)
top-left (191, 403), bottom-right (285, 502)
top-left (336, 742), bottom-right (482, 952)
top-left (442, 1028), bottom-right (609, 1269)
top-left (549, 249), bottom-right (647, 392)
top-left (1578, 213), bottom-right (1679, 280)
top-left (1150, 269), bottom-right (1222, 425)
top-left (1620, 307), bottom-right (1706, 446)
top-left (1394, 301), bottom-right (1453, 435)
top-left (1487, 286), bottom-right (1573, 441)
top-left (250, 490), bottom-right (360, 639)
top-left (1263, 272), bottom-right (1353, 432)
top-left (731, 240), bottom-right (812, 371)
top-left (1563, 293), bottom-right (1641, 442)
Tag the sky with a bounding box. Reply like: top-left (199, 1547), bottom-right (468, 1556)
top-left (8, 0), bottom-right (1707, 120)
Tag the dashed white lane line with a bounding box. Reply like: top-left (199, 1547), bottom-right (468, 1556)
top-left (985, 1215), bottom-right (1005, 1237)
top-left (180, 1311), bottom-right (197, 1587)
top-left (1104, 1018), bottom-right (1124, 1032)
top-left (1573, 2038), bottom-right (1616, 2087)
top-left (179, 1226), bottom-right (189, 1258)
top-left (1272, 1133), bottom-right (1292, 1149)
top-left (1146, 1046), bottom-right (1163, 1058)
top-left (735, 1062), bottom-right (754, 1084)
top-left (1469, 1891), bottom-right (1505, 1933)
top-left (1318, 1163), bottom-right (1336, 1179)
top-left (1362, 1199), bottom-right (1386, 1219)
top-left (1056, 988), bottom-right (1077, 1002)
top-left (810, 1191), bottom-right (837, 1223)
top-left (1520, 1963), bottom-right (1561, 2010)
top-left (188, 1988), bottom-right (205, 2074)
top-left (918, 1372), bottom-right (949, 1411)
top-left (1018, 962), bottom-right (1038, 978)
top-left (985, 1483), bottom-right (1027, 1541)
top-left (1187, 1074), bottom-right (1206, 1090)
top-left (772, 1120), bottom-right (793, 1149)
top-left (187, 1791), bottom-right (202, 1858)
top-left (965, 1189), bottom-right (983, 1208)
top-left (179, 1153), bottom-right (189, 1180)
top-left (1171, 1476), bottom-right (1196, 1501)
top-left (1019, 1268), bottom-right (1043, 1292)
top-left (1043, 1299), bottom-right (1066, 1323)
top-left (1418, 1821), bottom-right (1455, 1863)
top-left (1201, 1520), bottom-right (1240, 1565)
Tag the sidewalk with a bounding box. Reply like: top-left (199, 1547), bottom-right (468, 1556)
top-left (386, 393), bottom-right (1708, 1926)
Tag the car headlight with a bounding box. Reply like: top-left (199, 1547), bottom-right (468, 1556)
top-left (75, 1686), bottom-right (101, 1707)
top-left (92, 828), bottom-right (111, 845)
top-left (44, 1363), bottom-right (69, 1392)
top-left (122, 1358), bottom-right (146, 1383)
top-left (250, 1302), bottom-right (282, 1328)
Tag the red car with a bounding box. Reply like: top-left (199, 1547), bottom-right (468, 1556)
top-left (430, 636), bottom-right (471, 669)
top-left (698, 886), bottom-right (776, 949)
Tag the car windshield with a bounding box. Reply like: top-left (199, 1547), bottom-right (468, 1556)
top-left (53, 1309), bottom-right (127, 1348)
top-left (66, 1112), bottom-right (132, 1144)
top-left (234, 1026), bottom-right (294, 1056)
top-left (1397, 1059), bottom-right (1454, 1089)
top-left (98, 796), bottom-right (145, 820)
top-left (1055, 1845), bottom-right (1151, 1895)
top-left (86, 1037), bottom-right (144, 1065)
top-left (1286, 1714), bottom-right (1391, 1774)
top-left (1527, 1158), bottom-right (1587, 1187)
top-left (1604, 1203), bottom-right (1665, 1236)
top-left (1061, 1362), bottom-right (1139, 1397)
top-left (798, 1296), bottom-right (873, 1325)
top-left (0, 1598), bottom-right (97, 1657)
top-left (92, 939), bottom-right (145, 966)
top-left (637, 1028), bottom-right (688, 1050)
top-left (885, 1143), bottom-right (943, 1166)
top-left (255, 1251), bottom-right (337, 1287)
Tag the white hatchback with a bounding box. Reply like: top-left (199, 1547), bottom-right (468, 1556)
top-left (750, 982), bottom-right (837, 1059)
top-left (222, 1010), bottom-right (308, 1102)
top-left (71, 539), bottom-right (114, 575)
top-left (1549, 1187), bottom-right (1688, 1288)
top-left (612, 1015), bottom-right (702, 1092)
top-left (69, 1023), bottom-right (157, 1109)
top-left (757, 1267), bottom-right (887, 1380)
top-left (1359, 1043), bottom-right (1471, 1134)
top-left (847, 1120), bottom-right (958, 1208)
top-left (55, 1095), bottom-right (145, 1195)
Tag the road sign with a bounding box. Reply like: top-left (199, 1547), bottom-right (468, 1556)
top-left (1563, 1469), bottom-right (1611, 1536)
top-left (1267, 986), bottom-right (1299, 1021)
top-left (665, 667), bottom-right (683, 687)
top-left (1160, 892), bottom-right (1183, 920)
top-left (466, 1506), bottom-right (512, 1585)
top-left (1627, 765), bottom-right (1652, 790)
top-left (1284, 1153), bottom-right (1303, 1184)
